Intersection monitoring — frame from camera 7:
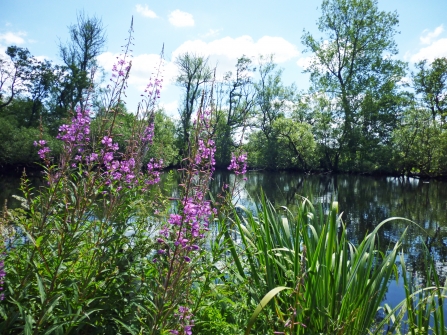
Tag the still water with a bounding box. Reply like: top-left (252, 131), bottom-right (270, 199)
top-left (217, 172), bottom-right (447, 274)
top-left (2, 170), bottom-right (447, 307)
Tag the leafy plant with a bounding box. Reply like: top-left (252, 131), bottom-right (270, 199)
top-left (227, 194), bottom-right (409, 334)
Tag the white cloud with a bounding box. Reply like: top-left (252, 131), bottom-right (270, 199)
top-left (169, 10), bottom-right (194, 27)
top-left (0, 31), bottom-right (26, 45)
top-left (98, 35), bottom-right (300, 105)
top-left (135, 4), bottom-right (157, 18)
top-left (420, 25), bottom-right (444, 45)
top-left (201, 29), bottom-right (221, 38)
top-left (159, 100), bottom-right (178, 115)
top-left (296, 56), bottom-right (313, 69)
top-left (411, 38), bottom-right (447, 63)
top-left (97, 52), bottom-right (178, 92)
top-left (171, 35), bottom-right (300, 80)
top-left (173, 35), bottom-right (299, 63)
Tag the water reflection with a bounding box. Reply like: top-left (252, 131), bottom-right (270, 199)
top-left (2, 170), bottom-right (447, 278)
top-left (2, 170), bottom-right (447, 313)
top-left (211, 171), bottom-right (447, 278)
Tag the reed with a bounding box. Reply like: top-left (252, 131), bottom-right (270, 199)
top-left (225, 193), bottom-right (411, 334)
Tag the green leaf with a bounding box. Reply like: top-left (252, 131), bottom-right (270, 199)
top-left (35, 236), bottom-right (44, 248)
top-left (245, 286), bottom-right (291, 335)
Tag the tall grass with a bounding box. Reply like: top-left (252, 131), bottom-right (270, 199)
top-left (224, 193), bottom-right (412, 334)
top-left (377, 249), bottom-right (447, 335)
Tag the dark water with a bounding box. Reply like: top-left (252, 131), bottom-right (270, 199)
top-left (2, 170), bottom-right (447, 308)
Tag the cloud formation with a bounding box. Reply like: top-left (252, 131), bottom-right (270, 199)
top-left (97, 34), bottom-right (300, 106)
top-left (200, 29), bottom-right (222, 38)
top-left (0, 31), bottom-right (26, 45)
top-left (172, 35), bottom-right (299, 62)
top-left (420, 25), bottom-right (444, 45)
top-left (296, 56), bottom-right (313, 69)
top-left (411, 38), bottom-right (447, 63)
top-left (410, 26), bottom-right (447, 63)
top-left (159, 100), bottom-right (179, 115)
top-left (135, 4), bottom-right (157, 18)
top-left (169, 10), bottom-right (194, 27)
top-left (97, 52), bottom-right (178, 92)
top-left (170, 35), bottom-right (300, 79)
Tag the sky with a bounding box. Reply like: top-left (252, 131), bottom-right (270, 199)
top-left (1, 0), bottom-right (447, 116)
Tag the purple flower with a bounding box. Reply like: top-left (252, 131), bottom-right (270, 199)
top-left (101, 136), bottom-right (112, 147)
top-left (34, 140), bottom-right (50, 160)
top-left (57, 108), bottom-right (91, 148)
top-left (143, 124), bottom-right (155, 143)
top-left (89, 153), bottom-right (98, 162)
top-left (228, 152), bottom-right (248, 175)
top-left (103, 152), bottom-right (114, 163)
top-left (168, 214), bottom-right (182, 226)
top-left (37, 147), bottom-right (51, 160)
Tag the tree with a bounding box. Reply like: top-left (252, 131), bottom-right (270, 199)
top-left (302, 0), bottom-right (406, 171)
top-left (0, 46), bottom-right (33, 109)
top-left (255, 55), bottom-right (295, 140)
top-left (214, 56), bottom-right (256, 166)
top-left (294, 93), bottom-right (343, 171)
top-left (413, 57), bottom-right (447, 124)
top-left (1, 47), bottom-right (60, 129)
top-left (175, 53), bottom-right (212, 155)
top-left (57, 12), bottom-right (106, 113)
top-left (392, 106), bottom-right (447, 176)
top-left (251, 55), bottom-right (296, 169)
top-left (273, 118), bottom-right (315, 170)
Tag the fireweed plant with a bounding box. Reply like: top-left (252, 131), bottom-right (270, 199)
top-left (0, 22), bottom-right (183, 334)
top-left (148, 105), bottom-right (217, 335)
top-left (0, 19), bottom-right (252, 334)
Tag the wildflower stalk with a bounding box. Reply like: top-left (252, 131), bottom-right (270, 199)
top-left (0, 20), bottom-right (166, 334)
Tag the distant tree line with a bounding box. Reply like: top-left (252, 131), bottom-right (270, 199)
top-left (1, 0), bottom-right (447, 177)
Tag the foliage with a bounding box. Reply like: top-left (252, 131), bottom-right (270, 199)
top-left (57, 11), bottom-right (106, 117)
top-left (413, 57), bottom-right (447, 124)
top-left (376, 249), bottom-right (447, 335)
top-left (302, 0), bottom-right (406, 172)
top-left (214, 56), bottom-right (256, 167)
top-left (0, 116), bottom-right (62, 168)
top-left (392, 106), bottom-right (447, 177)
top-left (272, 117), bottom-right (316, 170)
top-left (226, 194), bottom-right (410, 334)
top-left (175, 53), bottom-right (212, 155)
top-left (250, 56), bottom-right (298, 169)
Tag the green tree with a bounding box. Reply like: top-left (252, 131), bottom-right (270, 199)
top-left (294, 93), bottom-right (343, 171)
top-left (392, 106), bottom-right (447, 176)
top-left (413, 57), bottom-right (447, 125)
top-left (252, 55), bottom-right (296, 169)
top-left (175, 53), bottom-right (212, 156)
top-left (146, 110), bottom-right (179, 166)
top-left (302, 0), bottom-right (406, 171)
top-left (214, 56), bottom-right (256, 166)
top-left (1, 47), bottom-right (58, 126)
top-left (272, 117), bottom-right (316, 170)
top-left (0, 46), bottom-right (33, 109)
top-left (57, 12), bottom-right (106, 115)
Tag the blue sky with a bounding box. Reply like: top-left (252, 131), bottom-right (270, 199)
top-left (1, 0), bottom-right (447, 115)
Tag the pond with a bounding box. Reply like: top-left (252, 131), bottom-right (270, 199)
top-left (2, 170), bottom-right (447, 309)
